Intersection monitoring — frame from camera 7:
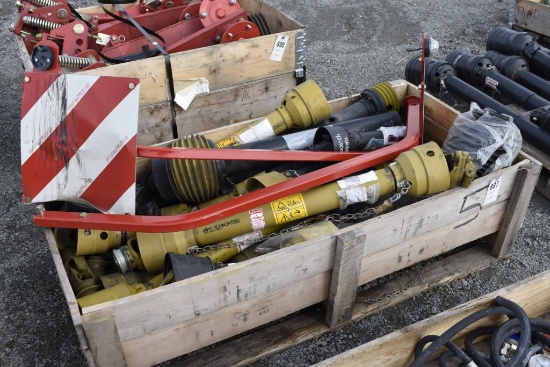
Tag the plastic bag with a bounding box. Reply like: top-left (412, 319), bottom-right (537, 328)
top-left (442, 103), bottom-right (522, 176)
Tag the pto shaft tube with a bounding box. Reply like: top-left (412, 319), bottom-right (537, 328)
top-left (215, 79), bottom-right (332, 148)
top-left (128, 142), bottom-right (474, 273)
top-left (485, 50), bottom-right (550, 100)
top-left (446, 50), bottom-right (550, 111)
top-left (486, 27), bottom-right (550, 76)
top-left (405, 55), bottom-right (550, 153)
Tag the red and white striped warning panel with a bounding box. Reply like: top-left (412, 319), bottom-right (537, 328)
top-left (20, 73), bottom-right (140, 214)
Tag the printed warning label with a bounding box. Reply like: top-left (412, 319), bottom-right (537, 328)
top-left (271, 193), bottom-right (308, 225)
top-left (249, 208), bottom-right (266, 230)
top-left (216, 135), bottom-right (238, 148)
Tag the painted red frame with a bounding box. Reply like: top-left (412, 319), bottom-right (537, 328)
top-left (34, 94), bottom-right (423, 232)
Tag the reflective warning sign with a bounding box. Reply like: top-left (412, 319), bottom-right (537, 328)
top-left (271, 193), bottom-right (308, 225)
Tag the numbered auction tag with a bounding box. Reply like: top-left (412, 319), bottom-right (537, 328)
top-left (270, 35), bottom-right (288, 61)
top-left (483, 176), bottom-right (502, 205)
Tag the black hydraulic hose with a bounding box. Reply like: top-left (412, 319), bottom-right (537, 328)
top-left (520, 344), bottom-right (544, 367)
top-left (414, 335), bottom-right (472, 365)
top-left (464, 326), bottom-right (496, 367)
top-left (443, 75), bottom-right (550, 154)
top-left (489, 297), bottom-right (531, 367)
top-left (532, 330), bottom-right (550, 347)
top-left (437, 349), bottom-right (457, 367)
top-left (529, 315), bottom-right (550, 332)
top-left (408, 306), bottom-right (515, 367)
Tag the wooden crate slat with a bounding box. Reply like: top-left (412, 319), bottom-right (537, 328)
top-left (313, 270), bottom-right (550, 367)
top-left (178, 246), bottom-right (498, 367)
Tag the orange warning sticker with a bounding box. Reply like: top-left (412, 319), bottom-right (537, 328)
top-left (271, 193), bottom-right (308, 225)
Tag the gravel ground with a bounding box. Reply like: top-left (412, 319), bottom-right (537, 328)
top-left (1, 0), bottom-right (549, 366)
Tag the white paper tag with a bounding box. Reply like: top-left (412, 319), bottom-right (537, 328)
top-left (237, 118), bottom-right (274, 144)
top-left (483, 176), bottom-right (502, 205)
top-left (270, 35), bottom-right (288, 61)
top-left (173, 78), bottom-right (209, 110)
top-left (337, 171), bottom-right (378, 189)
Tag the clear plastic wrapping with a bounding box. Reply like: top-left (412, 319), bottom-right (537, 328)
top-left (442, 103), bottom-right (522, 176)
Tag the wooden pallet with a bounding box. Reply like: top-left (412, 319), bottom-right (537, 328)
top-left (42, 81), bottom-right (541, 367)
top-left (315, 269), bottom-right (550, 366)
top-left (513, 0), bottom-right (550, 40)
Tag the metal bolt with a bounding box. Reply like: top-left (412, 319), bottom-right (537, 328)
top-left (246, 24), bottom-right (252, 30)
top-left (84, 229), bottom-right (91, 236)
top-left (228, 33), bottom-right (233, 38)
top-left (56, 8), bottom-right (68, 18)
top-left (229, 0), bottom-right (236, 4)
top-left (184, 12), bottom-right (191, 19)
top-left (111, 35), bottom-right (117, 41)
top-left (532, 117), bottom-right (538, 122)
top-left (200, 11), bottom-right (208, 18)
top-left (24, 196), bottom-right (32, 203)
top-left (8, 23), bottom-right (16, 33)
top-left (80, 212), bottom-right (87, 218)
top-left (24, 76), bottom-right (30, 83)
top-left (128, 82), bottom-right (135, 90)
top-left (73, 23), bottom-right (85, 35)
top-left (214, 35), bottom-right (221, 42)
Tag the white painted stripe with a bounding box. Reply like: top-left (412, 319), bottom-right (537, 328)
top-left (20, 75), bottom-right (100, 164)
top-left (108, 184), bottom-right (136, 214)
top-left (32, 85), bottom-right (139, 213)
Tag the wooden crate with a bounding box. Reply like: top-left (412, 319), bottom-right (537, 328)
top-left (15, 0), bottom-right (305, 146)
top-left (44, 80), bottom-right (541, 367)
top-left (315, 269), bottom-right (550, 367)
top-left (513, 0), bottom-right (550, 39)
top-left (522, 141), bottom-right (550, 200)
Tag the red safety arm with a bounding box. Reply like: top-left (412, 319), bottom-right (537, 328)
top-left (34, 96), bottom-right (422, 232)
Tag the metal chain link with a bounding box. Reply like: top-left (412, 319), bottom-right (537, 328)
top-left (187, 180), bottom-right (413, 255)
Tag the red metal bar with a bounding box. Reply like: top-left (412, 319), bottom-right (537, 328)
top-left (34, 96), bottom-right (422, 232)
top-left (419, 32), bottom-right (426, 144)
top-left (137, 146), bottom-right (363, 161)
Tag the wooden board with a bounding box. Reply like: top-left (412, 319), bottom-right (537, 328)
top-left (74, 158), bottom-right (535, 367)
top-left (513, 0), bottom-right (550, 38)
top-left (521, 140), bottom-right (550, 200)
top-left (14, 0), bottom-right (305, 160)
top-left (314, 269), bottom-right (550, 367)
top-left (175, 245), bottom-right (498, 367)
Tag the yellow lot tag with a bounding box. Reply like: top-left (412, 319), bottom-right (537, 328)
top-left (271, 193), bottom-right (308, 225)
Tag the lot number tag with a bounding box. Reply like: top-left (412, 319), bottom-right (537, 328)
top-left (270, 35), bottom-right (288, 61)
top-left (483, 176), bottom-right (502, 205)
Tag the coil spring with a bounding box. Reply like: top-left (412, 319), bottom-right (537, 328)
top-left (31, 0), bottom-right (59, 6)
top-left (59, 54), bottom-right (92, 68)
top-left (22, 15), bottom-right (61, 29)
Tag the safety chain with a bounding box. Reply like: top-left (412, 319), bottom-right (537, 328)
top-left (187, 180), bottom-right (413, 255)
